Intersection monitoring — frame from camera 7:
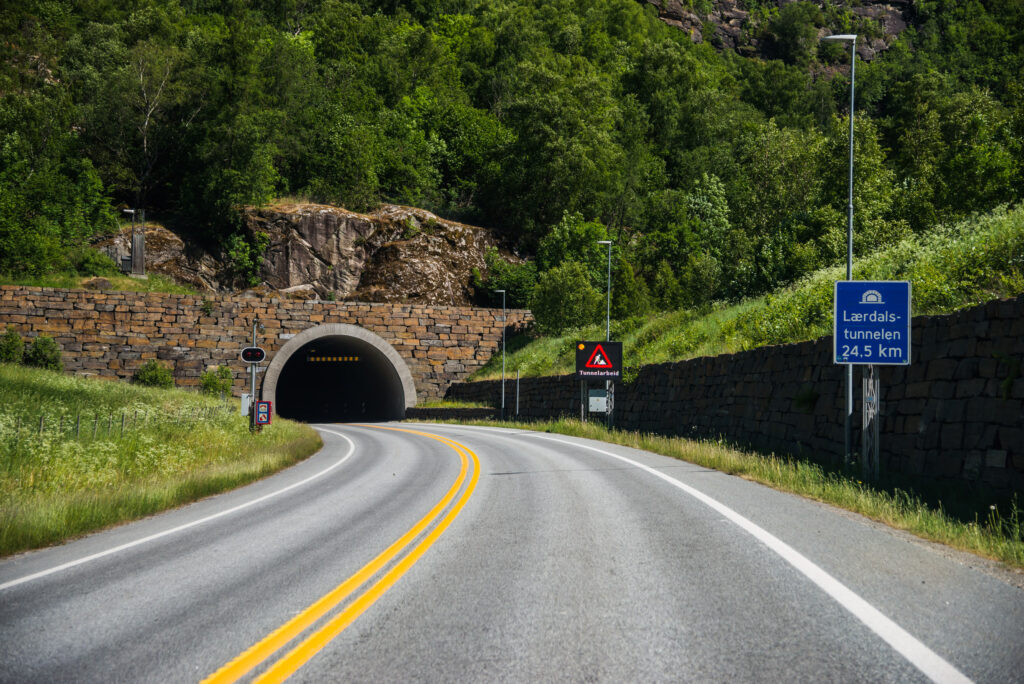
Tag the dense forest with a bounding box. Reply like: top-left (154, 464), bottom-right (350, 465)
top-left (1, 0), bottom-right (1022, 328)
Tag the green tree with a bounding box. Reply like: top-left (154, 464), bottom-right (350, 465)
top-left (0, 327), bottom-right (24, 364)
top-left (473, 247), bottom-right (537, 309)
top-left (610, 258), bottom-right (652, 321)
top-left (200, 365), bottom-right (233, 397)
top-left (764, 2), bottom-right (824, 67)
top-left (134, 359), bottom-right (173, 388)
top-left (536, 211), bottom-right (611, 287)
top-left (24, 335), bottom-right (62, 372)
top-left (529, 261), bottom-right (602, 336)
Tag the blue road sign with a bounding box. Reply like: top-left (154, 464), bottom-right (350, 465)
top-left (254, 400), bottom-right (272, 425)
top-left (834, 281), bottom-right (911, 365)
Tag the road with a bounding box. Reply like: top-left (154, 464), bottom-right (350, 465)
top-left (1, 423), bottom-right (1022, 682)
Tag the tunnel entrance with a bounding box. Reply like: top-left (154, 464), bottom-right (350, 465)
top-left (263, 324), bottom-right (416, 423)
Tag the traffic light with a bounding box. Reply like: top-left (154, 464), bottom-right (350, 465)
top-left (240, 347), bottom-right (266, 363)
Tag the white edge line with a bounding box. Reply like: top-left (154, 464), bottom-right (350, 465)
top-left (416, 424), bottom-right (971, 684)
top-left (0, 428), bottom-right (355, 592)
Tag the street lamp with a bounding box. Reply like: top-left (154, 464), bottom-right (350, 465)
top-left (597, 240), bottom-right (612, 341)
top-left (494, 289), bottom-right (506, 421)
top-left (596, 240), bottom-right (613, 427)
top-left (822, 33), bottom-right (857, 465)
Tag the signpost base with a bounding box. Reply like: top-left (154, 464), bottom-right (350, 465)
top-left (862, 365), bottom-right (880, 480)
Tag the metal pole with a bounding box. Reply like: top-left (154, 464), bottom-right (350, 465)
top-left (250, 319), bottom-right (257, 432)
top-left (502, 291), bottom-right (506, 421)
top-left (598, 240), bottom-right (613, 428)
top-left (604, 242), bottom-right (612, 342)
top-left (845, 36), bottom-right (857, 467)
top-left (516, 368), bottom-right (520, 417)
top-left (494, 290), bottom-right (506, 421)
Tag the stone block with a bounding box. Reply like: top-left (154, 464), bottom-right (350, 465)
top-left (985, 450), bottom-right (1007, 469)
top-left (956, 378), bottom-right (987, 399)
top-left (940, 424), bottom-right (963, 450)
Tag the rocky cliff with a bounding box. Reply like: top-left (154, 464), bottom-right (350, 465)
top-left (96, 203), bottom-right (501, 306)
top-left (246, 203), bottom-right (499, 306)
top-left (643, 0), bottom-right (910, 62)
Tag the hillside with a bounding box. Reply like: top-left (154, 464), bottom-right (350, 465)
top-left (1, 0), bottom-right (1021, 309)
top-left (470, 204), bottom-right (1024, 380)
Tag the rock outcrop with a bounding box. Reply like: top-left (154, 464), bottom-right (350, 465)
top-left (96, 203), bottom-right (502, 306)
top-left (643, 0), bottom-right (911, 62)
top-left (94, 225), bottom-right (224, 291)
top-left (245, 203), bottom-right (498, 306)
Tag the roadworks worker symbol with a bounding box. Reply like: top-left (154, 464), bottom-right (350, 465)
top-left (585, 344), bottom-right (614, 368)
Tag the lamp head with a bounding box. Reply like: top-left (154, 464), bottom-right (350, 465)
top-left (597, 240), bottom-right (612, 245)
top-left (821, 34), bottom-right (856, 41)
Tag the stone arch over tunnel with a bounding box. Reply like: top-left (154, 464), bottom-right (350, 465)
top-left (263, 324), bottom-right (416, 422)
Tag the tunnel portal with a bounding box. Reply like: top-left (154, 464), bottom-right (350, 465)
top-left (264, 324), bottom-right (416, 423)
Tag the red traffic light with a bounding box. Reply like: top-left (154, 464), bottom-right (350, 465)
top-left (240, 347), bottom-right (266, 363)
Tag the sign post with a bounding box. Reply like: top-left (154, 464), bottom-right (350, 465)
top-left (242, 320), bottom-right (266, 432)
top-left (834, 281), bottom-right (911, 479)
top-left (576, 341), bottom-right (622, 425)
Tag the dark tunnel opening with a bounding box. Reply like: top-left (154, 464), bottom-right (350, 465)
top-left (274, 336), bottom-right (407, 423)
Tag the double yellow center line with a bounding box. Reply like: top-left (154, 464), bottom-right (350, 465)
top-left (203, 426), bottom-right (480, 684)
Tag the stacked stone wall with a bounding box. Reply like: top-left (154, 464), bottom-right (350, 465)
top-left (0, 286), bottom-right (530, 401)
top-left (447, 295), bottom-right (1024, 492)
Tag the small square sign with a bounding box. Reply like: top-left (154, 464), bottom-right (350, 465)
top-left (834, 281), bottom-right (911, 365)
top-left (254, 400), bottom-right (272, 425)
top-left (575, 341), bottom-right (622, 379)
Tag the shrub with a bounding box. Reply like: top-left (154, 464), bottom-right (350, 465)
top-left (69, 247), bottom-right (118, 276)
top-left (0, 326), bottom-right (24, 364)
top-left (134, 359), bottom-right (174, 388)
top-left (23, 335), bottom-right (62, 371)
top-left (200, 365), bottom-right (233, 397)
top-left (530, 260), bottom-right (602, 336)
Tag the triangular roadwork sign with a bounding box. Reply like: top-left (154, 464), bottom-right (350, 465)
top-left (585, 344), bottom-right (613, 368)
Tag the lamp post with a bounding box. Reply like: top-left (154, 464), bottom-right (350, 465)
top-left (122, 209), bottom-right (136, 274)
top-left (494, 289), bottom-right (506, 421)
top-left (822, 33), bottom-right (857, 465)
top-left (597, 240), bottom-right (613, 426)
top-left (597, 240), bottom-right (612, 341)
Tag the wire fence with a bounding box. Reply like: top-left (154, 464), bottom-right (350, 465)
top-left (5, 404), bottom-right (236, 444)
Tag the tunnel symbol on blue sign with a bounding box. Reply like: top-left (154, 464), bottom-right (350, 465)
top-left (860, 290), bottom-right (884, 304)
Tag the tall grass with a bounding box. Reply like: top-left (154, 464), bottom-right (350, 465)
top-left (0, 364), bottom-right (321, 555)
top-left (0, 272), bottom-right (197, 294)
top-left (471, 204), bottom-right (1024, 380)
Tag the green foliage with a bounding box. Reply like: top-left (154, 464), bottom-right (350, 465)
top-left (472, 204), bottom-right (1024, 380)
top-left (226, 231), bottom-right (271, 289)
top-left (23, 336), bottom-right (63, 372)
top-left (530, 261), bottom-right (602, 336)
top-left (1, 0), bottom-right (1021, 301)
top-left (199, 365), bottom-right (233, 397)
top-left (0, 364), bottom-right (321, 555)
top-left (763, 1), bottom-right (824, 67)
top-left (0, 327), bottom-right (24, 364)
top-left (474, 247), bottom-right (537, 309)
top-left (536, 212), bottom-right (611, 286)
top-left (134, 359), bottom-right (174, 388)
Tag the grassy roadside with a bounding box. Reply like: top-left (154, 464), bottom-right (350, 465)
top-left (0, 365), bottom-right (322, 556)
top-left (471, 204), bottom-right (1024, 381)
top-left (420, 417), bottom-right (1024, 571)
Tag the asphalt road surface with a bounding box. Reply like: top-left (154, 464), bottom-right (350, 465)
top-left (1, 423), bottom-right (1022, 683)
